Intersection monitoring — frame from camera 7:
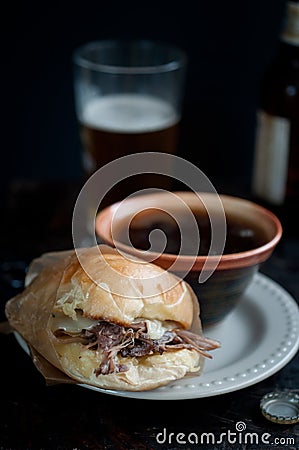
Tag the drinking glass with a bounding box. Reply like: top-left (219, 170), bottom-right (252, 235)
top-left (73, 39), bottom-right (187, 208)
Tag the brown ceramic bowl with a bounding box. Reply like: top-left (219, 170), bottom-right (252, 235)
top-left (95, 191), bottom-right (282, 326)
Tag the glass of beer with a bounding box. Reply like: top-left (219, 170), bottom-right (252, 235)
top-left (73, 39), bottom-right (187, 208)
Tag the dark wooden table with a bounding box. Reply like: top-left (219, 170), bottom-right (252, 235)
top-left (0, 180), bottom-right (298, 450)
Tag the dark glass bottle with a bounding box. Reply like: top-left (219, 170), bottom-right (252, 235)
top-left (252, 1), bottom-right (299, 232)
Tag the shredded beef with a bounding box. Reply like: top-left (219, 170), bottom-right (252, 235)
top-left (55, 320), bottom-right (220, 376)
top-left (77, 320), bottom-right (220, 376)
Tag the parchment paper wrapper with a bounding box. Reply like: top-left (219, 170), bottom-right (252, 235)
top-left (2, 246), bottom-right (207, 388)
top-left (3, 249), bottom-right (77, 384)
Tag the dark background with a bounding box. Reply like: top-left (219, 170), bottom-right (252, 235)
top-left (1, 4), bottom-right (298, 449)
top-left (2, 0), bottom-right (288, 194)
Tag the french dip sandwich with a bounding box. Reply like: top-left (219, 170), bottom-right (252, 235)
top-left (5, 245), bottom-right (220, 391)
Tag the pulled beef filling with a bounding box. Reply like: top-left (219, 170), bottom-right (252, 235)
top-left (54, 320), bottom-right (219, 376)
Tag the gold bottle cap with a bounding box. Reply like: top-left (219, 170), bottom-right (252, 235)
top-left (260, 391), bottom-right (299, 425)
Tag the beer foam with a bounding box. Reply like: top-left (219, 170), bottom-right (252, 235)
top-left (81, 94), bottom-right (179, 133)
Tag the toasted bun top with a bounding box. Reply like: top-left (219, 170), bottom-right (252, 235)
top-left (53, 245), bottom-right (195, 329)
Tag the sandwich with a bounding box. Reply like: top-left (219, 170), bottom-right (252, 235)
top-left (5, 245), bottom-right (220, 391)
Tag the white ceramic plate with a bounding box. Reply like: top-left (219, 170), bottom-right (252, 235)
top-left (15, 273), bottom-right (299, 400)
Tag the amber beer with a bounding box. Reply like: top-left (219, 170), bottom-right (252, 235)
top-left (79, 93), bottom-right (180, 206)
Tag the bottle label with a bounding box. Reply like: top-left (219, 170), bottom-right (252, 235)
top-left (281, 2), bottom-right (299, 47)
top-left (252, 111), bottom-right (290, 205)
